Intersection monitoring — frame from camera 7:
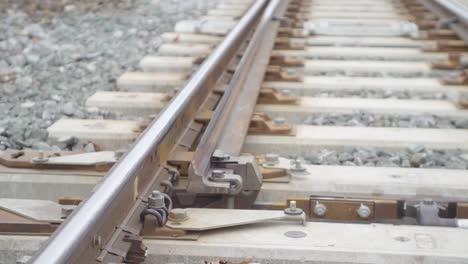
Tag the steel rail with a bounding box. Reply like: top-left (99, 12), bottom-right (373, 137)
top-left (192, 0), bottom-right (284, 177)
top-left (31, 0), bottom-right (269, 262)
top-left (434, 0), bottom-right (468, 24)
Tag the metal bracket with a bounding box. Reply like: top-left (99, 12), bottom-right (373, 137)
top-left (258, 87), bottom-right (298, 104)
top-left (459, 97), bottom-right (468, 109)
top-left (257, 155), bottom-right (307, 182)
top-left (432, 52), bottom-right (463, 69)
top-left (165, 208), bottom-right (306, 231)
top-left (196, 111), bottom-right (295, 135)
top-left (266, 196), bottom-right (468, 228)
top-left (0, 199), bottom-right (71, 235)
top-left (441, 69), bottom-right (468, 86)
top-left (187, 153), bottom-right (262, 196)
top-left (0, 150), bottom-right (116, 172)
top-left (269, 54), bottom-right (304, 66)
top-left (423, 29), bottom-right (458, 40)
top-left (277, 27), bottom-right (304, 38)
top-left (424, 40), bottom-right (468, 52)
top-left (274, 37), bottom-right (305, 50)
top-left (265, 65), bottom-right (302, 82)
top-left (249, 112), bottom-right (295, 135)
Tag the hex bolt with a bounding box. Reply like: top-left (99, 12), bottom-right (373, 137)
top-left (148, 190), bottom-right (165, 208)
top-left (265, 153), bottom-right (280, 166)
top-left (290, 158), bottom-right (306, 172)
top-left (284, 200), bottom-right (303, 215)
top-left (356, 204), bottom-right (371, 219)
top-left (273, 117), bottom-right (286, 126)
top-left (313, 202), bottom-right (327, 217)
top-left (211, 169), bottom-right (225, 179)
top-left (169, 208), bottom-right (188, 222)
top-left (32, 151), bottom-right (48, 163)
top-left (290, 200), bottom-right (297, 210)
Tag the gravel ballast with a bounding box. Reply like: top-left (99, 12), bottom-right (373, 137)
top-left (302, 146), bottom-right (468, 170)
top-left (0, 0), bottom-right (216, 150)
top-left (303, 112), bottom-right (468, 129)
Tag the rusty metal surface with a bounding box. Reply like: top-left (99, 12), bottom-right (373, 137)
top-left (0, 150), bottom-right (114, 172)
top-left (457, 202), bottom-right (468, 218)
top-left (257, 88), bottom-right (298, 104)
top-left (248, 112), bottom-right (295, 135)
top-left (310, 198), bottom-right (375, 221)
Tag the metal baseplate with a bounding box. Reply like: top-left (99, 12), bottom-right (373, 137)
top-left (142, 207), bottom-right (306, 240)
top-left (0, 198), bottom-right (80, 235)
top-left (0, 150), bottom-right (116, 172)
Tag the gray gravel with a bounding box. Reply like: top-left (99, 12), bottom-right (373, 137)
top-left (303, 146), bottom-right (468, 169)
top-left (0, 0), bottom-right (216, 150)
top-left (303, 112), bottom-right (468, 129)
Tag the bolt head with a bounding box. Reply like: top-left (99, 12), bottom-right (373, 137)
top-left (290, 200), bottom-right (297, 210)
top-left (32, 151), bottom-right (49, 163)
top-left (290, 159), bottom-right (306, 172)
top-left (313, 202), bottom-right (327, 217)
top-left (273, 117), bottom-right (286, 125)
top-left (357, 204), bottom-right (371, 219)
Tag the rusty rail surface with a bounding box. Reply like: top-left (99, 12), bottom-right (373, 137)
top-left (30, 0), bottom-right (275, 262)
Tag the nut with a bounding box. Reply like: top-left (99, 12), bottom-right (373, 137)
top-left (169, 208), bottom-right (188, 222)
top-left (148, 190), bottom-right (165, 208)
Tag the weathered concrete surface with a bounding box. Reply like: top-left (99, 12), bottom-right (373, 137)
top-left (0, 165), bottom-right (100, 201)
top-left (2, 221), bottom-right (468, 263)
